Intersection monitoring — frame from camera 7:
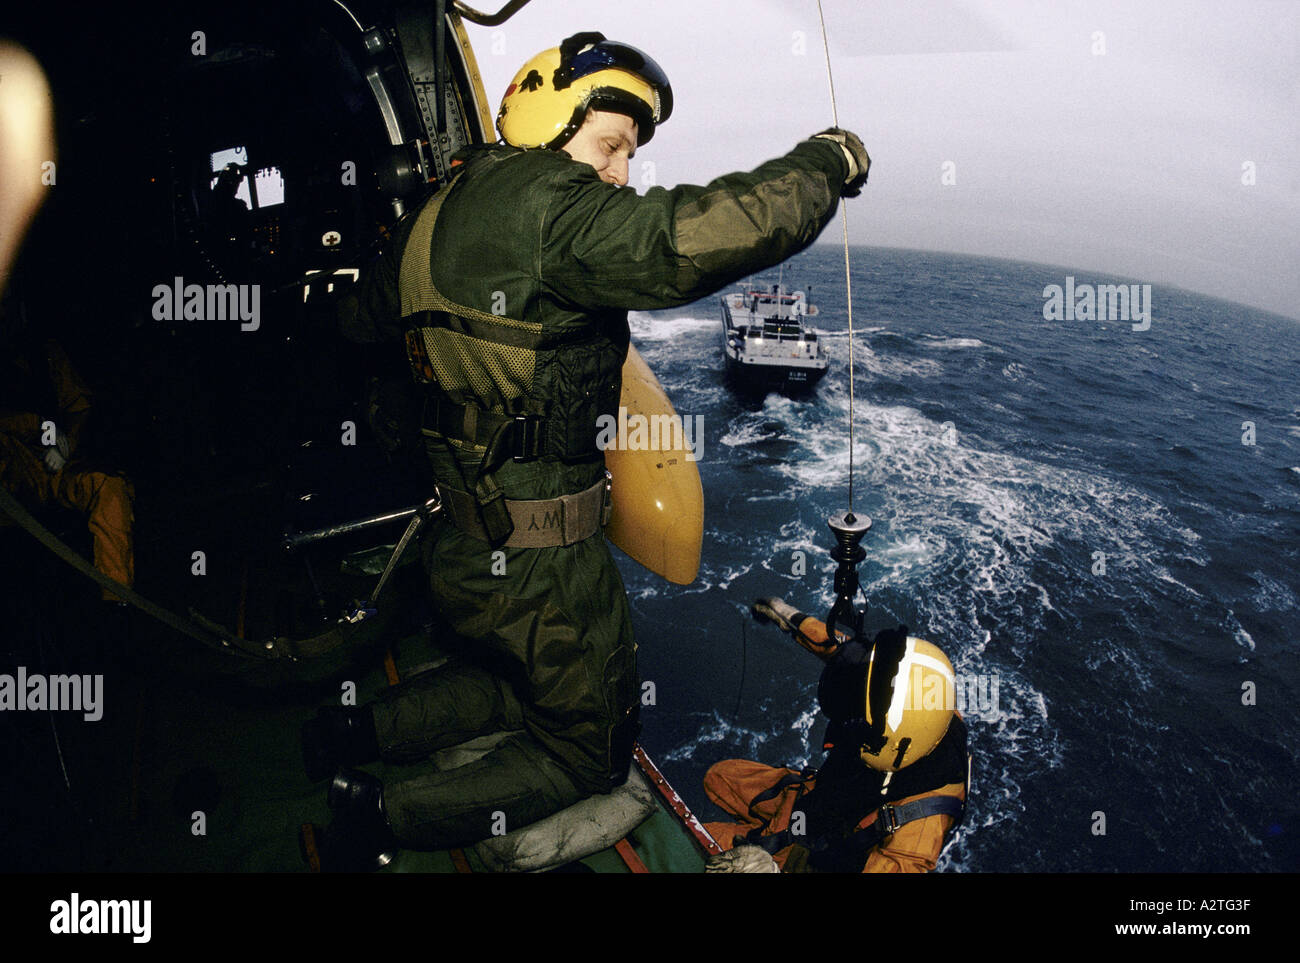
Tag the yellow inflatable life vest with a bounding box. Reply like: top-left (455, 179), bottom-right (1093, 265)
top-left (604, 346), bottom-right (703, 584)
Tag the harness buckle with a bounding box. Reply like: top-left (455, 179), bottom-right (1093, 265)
top-left (877, 803), bottom-right (901, 836)
top-left (600, 469), bottom-right (613, 527)
top-left (511, 415), bottom-right (544, 462)
top-left (418, 490), bottom-right (443, 520)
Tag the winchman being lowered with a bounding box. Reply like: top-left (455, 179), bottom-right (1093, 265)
top-left (703, 598), bottom-right (970, 873)
top-left (702, 511), bottom-right (969, 874)
top-left (309, 30), bottom-right (871, 869)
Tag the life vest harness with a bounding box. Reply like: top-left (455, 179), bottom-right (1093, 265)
top-left (398, 156), bottom-right (616, 548)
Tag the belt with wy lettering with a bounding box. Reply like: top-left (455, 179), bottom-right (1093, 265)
top-left (437, 473), bottom-right (612, 548)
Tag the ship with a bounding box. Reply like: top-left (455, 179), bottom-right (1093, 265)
top-left (721, 281), bottom-right (829, 393)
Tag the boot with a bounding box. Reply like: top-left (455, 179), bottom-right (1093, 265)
top-left (300, 705), bottom-right (379, 783)
top-left (314, 768), bottom-right (398, 873)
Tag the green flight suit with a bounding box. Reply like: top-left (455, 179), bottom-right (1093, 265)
top-left (347, 136), bottom-right (847, 849)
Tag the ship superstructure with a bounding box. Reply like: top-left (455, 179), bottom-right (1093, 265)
top-left (721, 283), bottom-right (829, 392)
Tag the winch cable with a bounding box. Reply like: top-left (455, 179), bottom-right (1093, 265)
top-left (816, 0), bottom-right (858, 514)
top-left (816, 1), bottom-right (874, 643)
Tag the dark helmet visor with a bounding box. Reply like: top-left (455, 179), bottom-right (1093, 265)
top-left (557, 34), bottom-right (674, 126)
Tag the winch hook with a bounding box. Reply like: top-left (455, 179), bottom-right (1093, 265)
top-left (825, 510), bottom-right (872, 643)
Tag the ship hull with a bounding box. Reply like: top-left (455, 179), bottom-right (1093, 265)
top-left (723, 349), bottom-right (828, 393)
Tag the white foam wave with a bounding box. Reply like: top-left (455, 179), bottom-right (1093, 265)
top-left (629, 311), bottom-right (717, 342)
top-left (1153, 566), bottom-right (1205, 600)
top-left (711, 562), bottom-right (754, 592)
top-left (874, 531), bottom-right (946, 577)
top-left (862, 352), bottom-right (944, 379)
top-left (661, 709), bottom-right (774, 763)
top-left (919, 334), bottom-right (990, 350)
top-left (718, 393), bottom-right (810, 447)
top-left (719, 420), bottom-right (783, 447)
top-left (1250, 571), bottom-right (1298, 612)
top-left (622, 581), bottom-right (663, 602)
top-left (1223, 608), bottom-right (1257, 652)
top-left (819, 326), bottom-right (886, 337)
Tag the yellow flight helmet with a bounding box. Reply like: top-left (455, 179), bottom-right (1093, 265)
top-left (819, 628), bottom-right (957, 772)
top-left (496, 31), bottom-right (672, 149)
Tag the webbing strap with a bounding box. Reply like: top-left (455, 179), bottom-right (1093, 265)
top-left (857, 795), bottom-right (966, 847)
top-left (449, 848), bottom-right (473, 874)
top-left (747, 829), bottom-right (795, 855)
top-left (745, 795), bottom-right (965, 860)
top-left (745, 768), bottom-right (816, 819)
top-left (614, 838), bottom-right (651, 874)
top-left (421, 396), bottom-right (543, 455)
top-left (742, 771), bottom-right (965, 867)
top-left (437, 474), bottom-right (611, 548)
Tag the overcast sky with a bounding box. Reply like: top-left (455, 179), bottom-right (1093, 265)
top-left (463, 0), bottom-right (1299, 320)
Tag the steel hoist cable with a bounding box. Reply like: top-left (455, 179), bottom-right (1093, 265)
top-left (816, 2), bottom-right (874, 641)
top-left (816, 0), bottom-right (857, 514)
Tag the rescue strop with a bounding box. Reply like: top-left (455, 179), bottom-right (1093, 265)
top-left (742, 768), bottom-right (967, 868)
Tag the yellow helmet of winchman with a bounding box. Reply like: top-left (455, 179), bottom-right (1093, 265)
top-left (819, 628), bottom-right (957, 773)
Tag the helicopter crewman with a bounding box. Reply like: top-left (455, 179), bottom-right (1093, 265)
top-left (1, 288), bottom-right (135, 604)
top-left (311, 32), bottom-right (871, 869)
top-left (702, 598), bottom-right (969, 873)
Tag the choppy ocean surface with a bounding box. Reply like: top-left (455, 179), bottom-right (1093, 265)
top-left (618, 245), bottom-right (1300, 872)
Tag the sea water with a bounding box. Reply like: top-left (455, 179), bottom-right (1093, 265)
top-left (621, 245), bottom-right (1300, 872)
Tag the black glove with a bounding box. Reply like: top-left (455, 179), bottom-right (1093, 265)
top-left (812, 128), bottom-right (870, 197)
